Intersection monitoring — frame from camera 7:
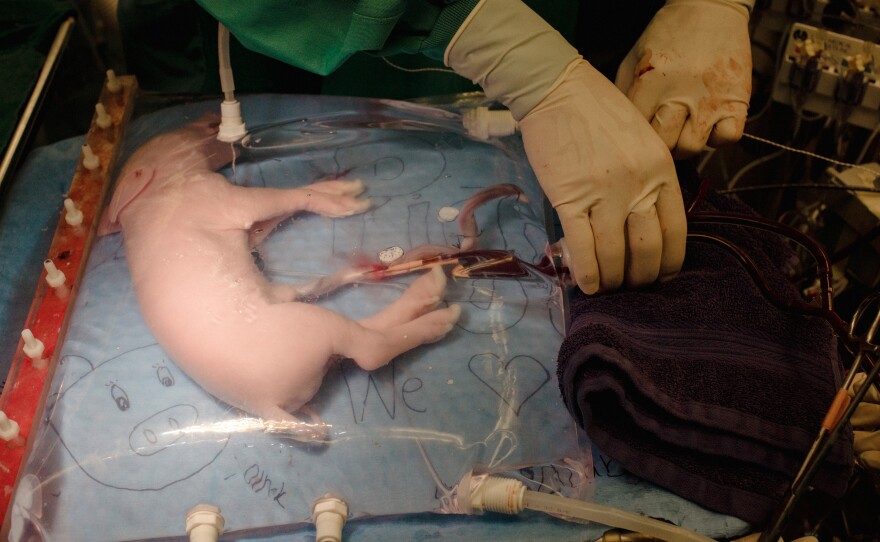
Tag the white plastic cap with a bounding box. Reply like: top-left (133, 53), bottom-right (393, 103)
top-left (186, 504), bottom-right (224, 542)
top-left (20, 328), bottom-right (45, 361)
top-left (463, 107), bottom-right (518, 140)
top-left (312, 496), bottom-right (348, 542)
top-left (44, 259), bottom-right (66, 288)
top-left (0, 411), bottom-right (20, 442)
top-left (218, 100), bottom-right (247, 142)
top-left (64, 198), bottom-right (83, 226)
top-left (81, 143), bottom-right (100, 170)
top-left (95, 103), bottom-right (113, 129)
top-left (106, 69), bottom-right (122, 93)
top-left (437, 206), bottom-right (460, 222)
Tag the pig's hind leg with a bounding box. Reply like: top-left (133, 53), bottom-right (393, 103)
top-left (346, 302), bottom-right (462, 371)
top-left (274, 270), bottom-right (460, 372)
top-left (345, 268), bottom-right (462, 370)
top-left (359, 267), bottom-right (449, 330)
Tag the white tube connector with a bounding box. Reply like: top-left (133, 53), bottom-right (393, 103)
top-left (81, 143), bottom-right (100, 170)
top-left (44, 259), bottom-right (66, 288)
top-left (64, 198), bottom-right (83, 226)
top-left (463, 107), bottom-right (518, 140)
top-left (20, 329), bottom-right (45, 363)
top-left (312, 496), bottom-right (348, 542)
top-left (95, 103), bottom-right (113, 129)
top-left (459, 474), bottom-right (715, 542)
top-left (466, 476), bottom-right (525, 515)
top-left (216, 23), bottom-right (248, 142)
top-left (218, 100), bottom-right (247, 142)
top-left (0, 412), bottom-right (20, 442)
top-left (186, 504), bottom-right (224, 542)
top-left (105, 69), bottom-right (122, 93)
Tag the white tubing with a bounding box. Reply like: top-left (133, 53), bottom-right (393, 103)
top-left (215, 22), bottom-right (247, 142)
top-left (217, 23), bottom-right (235, 101)
top-left (521, 490), bottom-right (715, 542)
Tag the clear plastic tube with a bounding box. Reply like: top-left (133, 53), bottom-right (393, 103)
top-left (216, 22), bottom-right (247, 141)
top-left (217, 23), bottom-right (235, 102)
top-left (521, 490), bottom-right (715, 542)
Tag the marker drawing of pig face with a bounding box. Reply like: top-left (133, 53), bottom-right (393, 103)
top-left (47, 344), bottom-right (230, 491)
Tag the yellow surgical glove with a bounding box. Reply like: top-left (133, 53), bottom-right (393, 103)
top-left (615, 0), bottom-right (754, 158)
top-left (446, 0), bottom-right (687, 294)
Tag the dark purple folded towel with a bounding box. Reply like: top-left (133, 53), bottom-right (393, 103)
top-left (557, 173), bottom-right (854, 524)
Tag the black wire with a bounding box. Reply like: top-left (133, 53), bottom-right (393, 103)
top-left (719, 183), bottom-right (880, 195)
top-left (818, 12), bottom-right (880, 34)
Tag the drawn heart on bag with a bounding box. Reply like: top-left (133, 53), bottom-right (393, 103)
top-left (467, 353), bottom-right (550, 415)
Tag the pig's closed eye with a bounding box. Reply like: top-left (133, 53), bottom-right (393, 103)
top-left (156, 365), bottom-right (175, 387)
top-left (110, 384), bottom-right (130, 411)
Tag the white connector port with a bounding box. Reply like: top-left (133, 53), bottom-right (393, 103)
top-left (218, 100), bottom-right (247, 142)
top-left (312, 496), bottom-right (348, 542)
top-left (185, 504), bottom-right (224, 542)
top-left (772, 23), bottom-right (880, 129)
top-left (463, 107), bottom-right (518, 140)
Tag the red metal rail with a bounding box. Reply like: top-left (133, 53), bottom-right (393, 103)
top-left (0, 74), bottom-right (137, 526)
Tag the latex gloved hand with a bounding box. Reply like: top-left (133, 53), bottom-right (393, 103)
top-left (849, 372), bottom-right (880, 472)
top-left (615, 0), bottom-right (754, 158)
top-left (446, 0), bottom-right (687, 294)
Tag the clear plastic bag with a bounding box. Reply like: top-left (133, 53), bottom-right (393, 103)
top-left (9, 95), bottom-right (588, 541)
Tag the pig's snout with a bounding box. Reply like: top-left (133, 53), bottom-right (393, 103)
top-left (129, 404), bottom-right (198, 456)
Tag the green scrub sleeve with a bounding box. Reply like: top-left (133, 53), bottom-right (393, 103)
top-left (193, 0), bottom-right (480, 76)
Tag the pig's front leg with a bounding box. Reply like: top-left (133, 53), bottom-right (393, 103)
top-left (246, 179), bottom-right (369, 247)
top-left (227, 178), bottom-right (369, 236)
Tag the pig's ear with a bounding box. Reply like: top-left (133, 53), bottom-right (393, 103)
top-left (96, 208), bottom-right (121, 235)
top-left (104, 165), bottom-right (156, 229)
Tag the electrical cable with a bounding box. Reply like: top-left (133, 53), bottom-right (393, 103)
top-left (719, 182), bottom-right (880, 195)
top-left (727, 148), bottom-right (785, 189)
top-left (747, 22), bottom-right (793, 125)
top-left (696, 148), bottom-right (717, 175)
top-left (855, 121), bottom-right (880, 164)
top-left (742, 132), bottom-right (880, 179)
top-left (381, 56), bottom-right (457, 74)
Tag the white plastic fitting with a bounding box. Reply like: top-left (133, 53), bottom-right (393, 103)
top-left (44, 259), bottom-right (66, 288)
top-left (462, 474), bottom-right (716, 542)
top-left (81, 143), bottom-right (100, 170)
top-left (467, 476), bottom-right (525, 515)
top-left (105, 69), bottom-right (122, 93)
top-left (185, 504), bottom-right (224, 542)
top-left (312, 496), bottom-right (348, 542)
top-left (95, 103), bottom-right (113, 129)
top-left (218, 99), bottom-right (247, 142)
top-left (64, 198), bottom-right (83, 226)
top-left (463, 107), bottom-right (518, 140)
top-left (0, 411), bottom-right (20, 442)
top-left (20, 329), bottom-right (45, 362)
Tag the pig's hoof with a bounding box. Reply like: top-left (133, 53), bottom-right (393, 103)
top-left (360, 266), bottom-right (447, 330)
top-left (422, 303), bottom-right (462, 344)
top-left (307, 178), bottom-right (365, 196)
